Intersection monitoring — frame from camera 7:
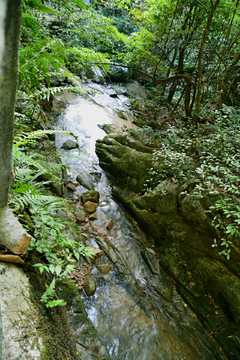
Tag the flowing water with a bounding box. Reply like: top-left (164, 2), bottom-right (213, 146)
top-left (53, 85), bottom-right (210, 360)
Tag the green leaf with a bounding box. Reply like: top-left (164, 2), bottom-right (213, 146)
top-left (55, 265), bottom-right (62, 276)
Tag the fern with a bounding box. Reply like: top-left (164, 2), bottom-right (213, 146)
top-left (40, 278), bottom-right (66, 308)
top-left (14, 129), bottom-right (71, 147)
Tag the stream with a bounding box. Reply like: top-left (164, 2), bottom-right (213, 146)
top-left (53, 83), bottom-right (209, 360)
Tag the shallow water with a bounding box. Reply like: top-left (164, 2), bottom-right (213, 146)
top-left (54, 88), bottom-right (208, 360)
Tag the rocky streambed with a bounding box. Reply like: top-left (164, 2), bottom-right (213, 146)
top-left (1, 80), bottom-right (239, 360)
top-left (50, 84), bottom-right (235, 360)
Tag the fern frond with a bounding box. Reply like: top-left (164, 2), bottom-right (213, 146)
top-left (14, 129), bottom-right (71, 147)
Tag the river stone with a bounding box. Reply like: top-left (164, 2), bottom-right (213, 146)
top-left (61, 139), bottom-right (78, 150)
top-left (90, 248), bottom-right (105, 261)
top-left (141, 248), bottom-right (160, 275)
top-left (75, 208), bottom-right (86, 223)
top-left (76, 173), bottom-right (94, 190)
top-left (84, 276), bottom-right (96, 296)
top-left (82, 190), bottom-right (100, 204)
top-left (67, 183), bottom-right (77, 192)
top-left (0, 263), bottom-right (44, 359)
top-left (83, 201), bottom-right (98, 213)
top-left (68, 179), bottom-right (80, 186)
top-left (96, 264), bottom-right (112, 275)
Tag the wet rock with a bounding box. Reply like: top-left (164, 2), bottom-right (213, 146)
top-left (68, 179), bottom-right (80, 186)
top-left (83, 201), bottom-right (98, 213)
top-left (97, 123), bottom-right (114, 135)
top-left (85, 66), bottom-right (106, 84)
top-left (107, 220), bottom-right (114, 230)
top-left (141, 248), bottom-right (160, 275)
top-left (75, 209), bottom-right (86, 223)
top-left (61, 139), bottom-right (78, 150)
top-left (67, 183), bottom-right (77, 192)
top-left (67, 77), bottom-right (81, 87)
top-left (125, 81), bottom-right (148, 99)
top-left (76, 173), bottom-right (94, 190)
top-left (89, 213), bottom-right (98, 220)
top-left (80, 224), bottom-right (90, 233)
top-left (56, 279), bottom-right (111, 359)
top-left (84, 276), bottom-right (96, 296)
top-left (90, 248), bottom-right (104, 261)
top-left (82, 190), bottom-right (100, 204)
top-left (96, 264), bottom-right (112, 275)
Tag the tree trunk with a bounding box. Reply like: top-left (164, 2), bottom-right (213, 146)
top-left (0, 0), bottom-right (31, 254)
top-left (193, 0), bottom-right (220, 125)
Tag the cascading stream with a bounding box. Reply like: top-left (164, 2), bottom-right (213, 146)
top-left (53, 86), bottom-right (209, 360)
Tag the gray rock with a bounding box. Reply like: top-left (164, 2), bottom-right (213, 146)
top-left (67, 183), bottom-right (77, 192)
top-left (0, 263), bottom-right (44, 359)
top-left (141, 248), bottom-right (160, 275)
top-left (75, 208), bottom-right (86, 223)
top-left (97, 123), bottom-right (114, 134)
top-left (61, 139), bottom-right (78, 150)
top-left (84, 276), bottom-right (96, 296)
top-left (87, 66), bottom-right (106, 84)
top-left (76, 173), bottom-right (94, 190)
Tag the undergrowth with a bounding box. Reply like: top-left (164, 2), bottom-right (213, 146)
top-left (10, 129), bottom-right (94, 307)
top-left (135, 103), bottom-right (240, 260)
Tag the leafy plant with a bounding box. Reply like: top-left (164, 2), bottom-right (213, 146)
top-left (40, 278), bottom-right (66, 308)
top-left (141, 106), bottom-right (240, 259)
top-left (10, 130), bottom-right (95, 306)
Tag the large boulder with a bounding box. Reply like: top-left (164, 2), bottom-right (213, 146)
top-left (96, 134), bottom-right (153, 193)
top-left (0, 263), bottom-right (44, 360)
top-left (76, 173), bottom-right (95, 190)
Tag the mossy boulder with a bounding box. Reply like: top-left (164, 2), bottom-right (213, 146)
top-left (96, 135), bottom-right (153, 193)
top-left (82, 190), bottom-right (100, 204)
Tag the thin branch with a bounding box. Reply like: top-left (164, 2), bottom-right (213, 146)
top-left (195, 0), bottom-right (209, 15)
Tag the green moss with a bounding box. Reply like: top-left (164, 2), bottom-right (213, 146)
top-left (26, 258), bottom-right (81, 360)
top-left (56, 278), bottom-right (78, 306)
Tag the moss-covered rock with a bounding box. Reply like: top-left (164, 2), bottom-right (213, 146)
top-left (95, 132), bottom-right (240, 359)
top-left (82, 190), bottom-right (100, 204)
top-left (96, 135), bottom-right (153, 193)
